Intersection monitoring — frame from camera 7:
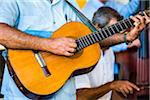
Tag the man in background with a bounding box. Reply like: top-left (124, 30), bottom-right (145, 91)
top-left (76, 7), bottom-right (146, 100)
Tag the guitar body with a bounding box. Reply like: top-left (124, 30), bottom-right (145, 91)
top-left (7, 22), bottom-right (101, 98)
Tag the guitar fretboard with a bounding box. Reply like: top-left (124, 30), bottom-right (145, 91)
top-left (76, 18), bottom-right (135, 51)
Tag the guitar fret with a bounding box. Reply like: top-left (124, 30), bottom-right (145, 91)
top-left (123, 20), bottom-right (129, 29)
top-left (95, 31), bottom-right (102, 40)
top-left (82, 36), bottom-right (88, 45)
top-left (110, 26), bottom-right (116, 34)
top-left (106, 27), bottom-right (112, 36)
top-left (105, 27), bottom-right (114, 36)
top-left (79, 38), bottom-right (85, 48)
top-left (89, 34), bottom-right (96, 43)
top-left (113, 24), bottom-right (120, 33)
top-left (78, 45), bottom-right (81, 51)
top-left (80, 38), bottom-right (86, 47)
top-left (115, 23), bottom-right (121, 31)
top-left (102, 28), bottom-right (109, 38)
top-left (118, 22), bottom-right (124, 30)
top-left (76, 40), bottom-right (82, 51)
top-left (125, 19), bottom-right (132, 27)
top-left (79, 40), bottom-right (85, 49)
top-left (84, 35), bottom-right (91, 46)
top-left (128, 19), bottom-right (133, 26)
top-left (80, 37), bottom-right (86, 48)
top-left (108, 28), bottom-right (113, 34)
top-left (93, 33), bottom-right (99, 41)
top-left (83, 36), bottom-right (90, 47)
top-left (87, 34), bottom-right (94, 44)
top-left (82, 37), bottom-right (89, 47)
top-left (99, 30), bottom-right (105, 39)
top-left (120, 21), bottom-right (126, 29)
top-left (77, 45), bottom-right (82, 51)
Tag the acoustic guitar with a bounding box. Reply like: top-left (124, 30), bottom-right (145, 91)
top-left (7, 9), bottom-right (149, 99)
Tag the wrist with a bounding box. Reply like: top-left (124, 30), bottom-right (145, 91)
top-left (40, 38), bottom-right (53, 52)
top-left (109, 81), bottom-right (115, 90)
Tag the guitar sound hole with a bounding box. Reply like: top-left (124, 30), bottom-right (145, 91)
top-left (69, 49), bottom-right (83, 58)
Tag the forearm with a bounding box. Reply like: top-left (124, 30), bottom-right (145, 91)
top-left (100, 14), bottom-right (147, 48)
top-left (77, 82), bottom-right (112, 100)
top-left (99, 33), bottom-right (125, 48)
top-left (0, 23), bottom-right (50, 51)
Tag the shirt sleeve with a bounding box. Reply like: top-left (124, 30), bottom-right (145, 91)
top-left (111, 43), bottom-right (128, 52)
top-left (119, 0), bottom-right (140, 18)
top-left (0, 0), bottom-right (19, 26)
top-left (75, 74), bottom-right (91, 89)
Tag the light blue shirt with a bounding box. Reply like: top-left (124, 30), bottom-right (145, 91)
top-left (0, 0), bottom-right (79, 99)
top-left (105, 0), bottom-right (140, 18)
top-left (82, 0), bottom-right (104, 20)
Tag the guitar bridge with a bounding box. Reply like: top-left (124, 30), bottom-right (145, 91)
top-left (33, 51), bottom-right (51, 77)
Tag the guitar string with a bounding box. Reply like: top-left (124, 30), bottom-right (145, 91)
top-left (76, 18), bottom-right (134, 50)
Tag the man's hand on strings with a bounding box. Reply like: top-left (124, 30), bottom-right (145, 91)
top-left (44, 37), bottom-right (77, 56)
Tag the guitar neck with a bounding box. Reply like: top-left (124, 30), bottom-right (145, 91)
top-left (76, 18), bottom-right (135, 51)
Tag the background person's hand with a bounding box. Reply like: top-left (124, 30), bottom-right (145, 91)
top-left (127, 39), bottom-right (141, 48)
top-left (110, 80), bottom-right (140, 97)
